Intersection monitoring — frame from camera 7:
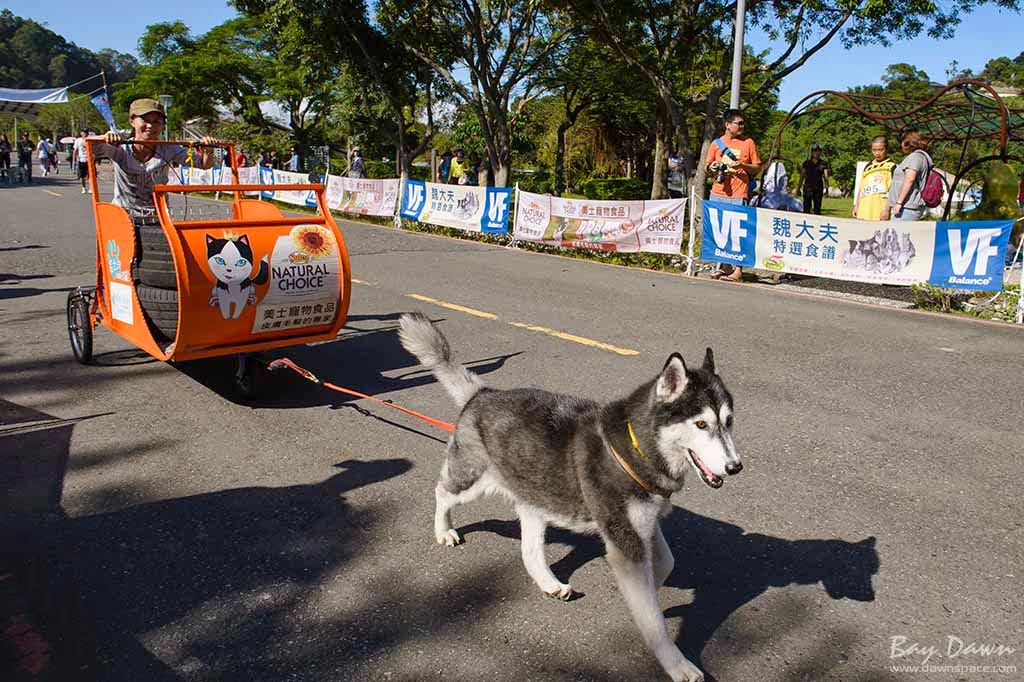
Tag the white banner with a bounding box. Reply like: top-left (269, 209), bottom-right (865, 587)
top-left (270, 169), bottom-right (317, 207)
top-left (701, 200), bottom-right (1016, 291)
top-left (325, 175), bottom-right (400, 217)
top-left (514, 190), bottom-right (687, 253)
top-left (400, 180), bottom-right (512, 234)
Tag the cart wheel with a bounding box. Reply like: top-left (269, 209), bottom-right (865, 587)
top-left (67, 292), bottom-right (93, 364)
top-left (232, 355), bottom-right (261, 399)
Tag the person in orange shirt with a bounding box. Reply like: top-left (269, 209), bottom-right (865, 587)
top-left (706, 108), bottom-right (761, 281)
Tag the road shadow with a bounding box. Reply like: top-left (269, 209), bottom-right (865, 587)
top-left (0, 399), bottom-right (78, 521)
top-left (458, 506), bottom-right (879, 680)
top-left (0, 285), bottom-right (76, 301)
top-left (173, 314), bottom-right (520, 415)
top-left (0, 245), bottom-right (50, 253)
top-left (90, 348), bottom-right (159, 367)
top-left (0, 273), bottom-right (54, 284)
top-left (23, 458), bottom-right (413, 681)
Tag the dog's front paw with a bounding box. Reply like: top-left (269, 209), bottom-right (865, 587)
top-left (544, 583), bottom-right (574, 601)
top-left (436, 529), bottom-right (462, 546)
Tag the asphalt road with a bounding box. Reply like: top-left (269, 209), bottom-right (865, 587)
top-left (1, 173), bottom-right (1021, 682)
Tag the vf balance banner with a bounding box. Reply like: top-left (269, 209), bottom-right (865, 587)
top-left (514, 190), bottom-right (686, 253)
top-left (400, 180), bottom-right (512, 234)
top-left (701, 200), bottom-right (1015, 291)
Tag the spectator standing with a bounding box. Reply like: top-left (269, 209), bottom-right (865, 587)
top-left (852, 136), bottom-right (895, 220)
top-left (234, 147), bottom-right (245, 168)
top-left (348, 147), bottom-right (366, 178)
top-left (269, 150), bottom-right (281, 170)
top-left (885, 128), bottom-right (931, 221)
top-left (667, 148), bottom-right (685, 199)
top-left (436, 150), bottom-right (452, 183)
top-left (449, 148), bottom-right (469, 184)
top-left (259, 151), bottom-right (272, 168)
top-left (288, 148), bottom-right (301, 172)
top-left (17, 133), bottom-right (34, 183)
top-left (466, 152), bottom-right (480, 186)
top-left (0, 133), bottom-right (11, 184)
top-left (797, 143), bottom-right (830, 215)
top-left (72, 129), bottom-right (90, 194)
top-left (705, 108), bottom-right (761, 281)
top-left (37, 136), bottom-right (52, 176)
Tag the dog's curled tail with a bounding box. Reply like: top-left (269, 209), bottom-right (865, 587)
top-left (399, 312), bottom-right (484, 409)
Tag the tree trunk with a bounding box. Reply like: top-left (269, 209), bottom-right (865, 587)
top-left (554, 121), bottom-right (570, 196)
top-left (651, 109), bottom-right (671, 199)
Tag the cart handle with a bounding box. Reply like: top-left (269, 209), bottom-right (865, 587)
top-left (85, 137), bottom-right (231, 149)
top-left (171, 217), bottom-right (328, 230)
top-left (153, 184), bottom-right (324, 193)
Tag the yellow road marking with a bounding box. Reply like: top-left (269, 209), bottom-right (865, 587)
top-left (41, 189), bottom-right (62, 197)
top-left (406, 292), bottom-right (638, 355)
top-left (508, 322), bottom-right (639, 356)
top-left (406, 294), bottom-right (498, 319)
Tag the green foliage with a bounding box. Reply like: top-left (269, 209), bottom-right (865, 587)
top-left (0, 10), bottom-right (137, 88)
top-left (362, 159), bottom-right (397, 179)
top-left (910, 283), bottom-right (973, 312)
top-left (963, 284), bottom-right (1022, 323)
top-left (512, 168), bottom-right (554, 195)
top-left (580, 177), bottom-right (650, 200)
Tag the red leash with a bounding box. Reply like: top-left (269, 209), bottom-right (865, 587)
top-left (268, 358), bottom-right (455, 433)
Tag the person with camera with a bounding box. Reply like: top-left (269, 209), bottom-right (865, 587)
top-left (705, 108), bottom-right (761, 281)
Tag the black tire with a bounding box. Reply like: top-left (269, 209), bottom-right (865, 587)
top-left (67, 293), bottom-right (93, 364)
top-left (136, 283), bottom-right (179, 340)
top-left (136, 225), bottom-right (178, 289)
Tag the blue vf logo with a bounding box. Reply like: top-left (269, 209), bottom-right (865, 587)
top-left (700, 200), bottom-right (756, 267)
top-left (482, 188), bottom-right (512, 233)
top-left (929, 222), bottom-right (1012, 291)
top-left (401, 180), bottom-right (427, 220)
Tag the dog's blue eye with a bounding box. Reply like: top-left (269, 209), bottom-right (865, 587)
top-left (235, 259), bottom-right (247, 267)
top-left (215, 257), bottom-right (226, 265)
top-left (695, 421), bottom-right (708, 430)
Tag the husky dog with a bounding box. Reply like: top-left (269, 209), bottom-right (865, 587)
top-left (206, 233), bottom-right (269, 320)
top-left (398, 312), bottom-right (742, 682)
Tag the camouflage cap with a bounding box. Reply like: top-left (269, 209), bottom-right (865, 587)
top-left (129, 98), bottom-right (165, 119)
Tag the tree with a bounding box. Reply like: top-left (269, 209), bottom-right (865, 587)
top-left (122, 19), bottom-right (273, 128)
top-left (236, 0), bottom-right (440, 179)
top-left (560, 0), bottom-right (1022, 198)
top-left (377, 0), bottom-right (568, 186)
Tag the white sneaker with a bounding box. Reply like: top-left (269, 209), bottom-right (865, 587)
top-left (81, 187), bottom-right (86, 194)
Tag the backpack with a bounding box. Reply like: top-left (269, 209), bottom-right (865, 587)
top-left (917, 151), bottom-right (944, 208)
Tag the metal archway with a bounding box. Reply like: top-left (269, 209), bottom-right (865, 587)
top-left (763, 79), bottom-right (1024, 219)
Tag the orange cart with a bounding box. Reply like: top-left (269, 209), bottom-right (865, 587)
top-left (67, 139), bottom-right (351, 396)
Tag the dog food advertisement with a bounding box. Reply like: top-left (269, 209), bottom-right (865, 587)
top-left (514, 190), bottom-right (687, 254)
top-left (325, 176), bottom-right (400, 217)
top-left (400, 180), bottom-right (512, 234)
top-left (702, 200), bottom-right (1016, 290)
top-left (249, 224), bottom-right (342, 334)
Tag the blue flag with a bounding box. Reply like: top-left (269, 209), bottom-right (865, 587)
top-left (91, 93), bottom-right (117, 131)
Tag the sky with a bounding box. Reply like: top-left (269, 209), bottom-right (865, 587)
top-left (7, 1), bottom-right (1024, 110)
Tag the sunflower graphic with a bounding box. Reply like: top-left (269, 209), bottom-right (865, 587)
top-left (290, 224), bottom-right (334, 259)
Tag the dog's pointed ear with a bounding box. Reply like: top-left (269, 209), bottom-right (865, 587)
top-left (702, 347), bottom-right (716, 374)
top-left (656, 353), bottom-right (688, 402)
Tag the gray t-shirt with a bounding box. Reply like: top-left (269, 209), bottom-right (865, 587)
top-left (888, 150), bottom-right (931, 210)
top-left (92, 143), bottom-right (188, 215)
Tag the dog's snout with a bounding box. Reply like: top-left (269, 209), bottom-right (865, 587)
top-left (725, 461), bottom-right (743, 475)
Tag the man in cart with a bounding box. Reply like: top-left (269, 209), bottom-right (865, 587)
top-left (92, 98), bottom-right (222, 223)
